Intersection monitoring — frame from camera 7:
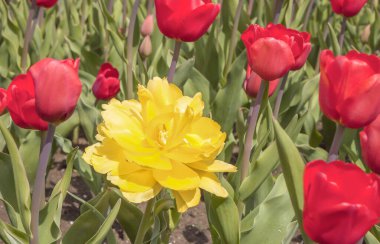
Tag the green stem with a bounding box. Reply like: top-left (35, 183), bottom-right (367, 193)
top-left (339, 17), bottom-right (347, 52)
top-left (223, 0), bottom-right (244, 79)
top-left (21, 0), bottom-right (40, 72)
top-left (273, 72), bottom-right (289, 119)
top-left (134, 198), bottom-right (155, 244)
top-left (167, 41), bottom-right (182, 83)
top-left (126, 0), bottom-right (141, 99)
top-left (273, 0), bottom-right (284, 23)
top-left (302, 0), bottom-right (316, 31)
top-left (31, 124), bottom-right (56, 244)
top-left (240, 81), bottom-right (269, 183)
top-left (327, 124), bottom-right (345, 162)
top-left (247, 0), bottom-right (255, 17)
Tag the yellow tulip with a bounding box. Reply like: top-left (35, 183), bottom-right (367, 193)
top-left (83, 77), bottom-right (236, 212)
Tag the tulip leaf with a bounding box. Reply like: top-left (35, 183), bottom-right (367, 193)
top-left (0, 121), bottom-right (31, 236)
top-left (109, 189), bottom-right (143, 243)
top-left (38, 148), bottom-right (78, 244)
top-left (366, 232), bottom-right (380, 244)
top-left (0, 219), bottom-right (28, 244)
top-left (241, 175), bottom-right (295, 244)
top-left (327, 23), bottom-right (341, 55)
top-left (273, 119), bottom-right (313, 244)
top-left (212, 51), bottom-right (246, 134)
top-left (85, 199), bottom-right (121, 244)
top-left (207, 194), bottom-right (240, 244)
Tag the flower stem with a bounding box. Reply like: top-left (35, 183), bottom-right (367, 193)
top-left (223, 0), bottom-right (244, 79)
top-left (273, 72), bottom-right (288, 119)
top-left (107, 0), bottom-right (114, 13)
top-left (327, 124), bottom-right (345, 162)
top-left (167, 41), bottom-right (182, 83)
top-left (134, 198), bottom-right (155, 244)
top-left (126, 0), bottom-right (141, 99)
top-left (21, 0), bottom-right (40, 72)
top-left (339, 17), bottom-right (346, 52)
top-left (240, 81), bottom-right (268, 183)
top-left (273, 0), bottom-right (284, 24)
top-left (122, 0), bottom-right (127, 31)
top-left (31, 124), bottom-right (56, 244)
top-left (247, 0), bottom-right (255, 17)
top-left (302, 0), bottom-right (316, 31)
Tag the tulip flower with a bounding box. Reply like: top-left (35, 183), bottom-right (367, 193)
top-left (360, 116), bottom-right (380, 174)
top-left (304, 160), bottom-right (380, 244)
top-left (154, 0), bottom-right (221, 42)
top-left (29, 58), bottom-right (82, 124)
top-left (330, 0), bottom-right (367, 18)
top-left (319, 50), bottom-right (380, 129)
top-left (241, 23), bottom-right (311, 81)
top-left (141, 15), bottom-right (154, 37)
top-left (7, 73), bottom-right (48, 130)
top-left (139, 36), bottom-right (152, 58)
top-left (244, 65), bottom-right (280, 98)
top-left (83, 77), bottom-right (236, 212)
top-left (92, 63), bottom-right (121, 100)
top-left (0, 88), bottom-right (7, 115)
top-left (36, 0), bottom-right (58, 8)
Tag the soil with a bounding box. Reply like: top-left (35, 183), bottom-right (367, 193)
top-left (0, 146), bottom-right (211, 244)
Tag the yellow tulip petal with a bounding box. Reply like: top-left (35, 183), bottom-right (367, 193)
top-left (189, 160), bottom-right (237, 173)
top-left (153, 162), bottom-right (200, 190)
top-left (172, 188), bottom-right (201, 213)
top-left (198, 171), bottom-right (228, 198)
top-left (122, 184), bottom-right (162, 203)
top-left (108, 170), bottom-right (157, 193)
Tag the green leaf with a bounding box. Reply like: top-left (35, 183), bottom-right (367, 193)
top-left (328, 23), bottom-right (341, 55)
top-left (38, 148), bottom-right (78, 244)
top-left (241, 175), bottom-right (295, 244)
top-left (208, 194), bottom-right (240, 244)
top-left (0, 219), bottom-right (28, 244)
top-left (85, 199), bottom-right (121, 244)
top-left (109, 189), bottom-right (143, 243)
top-left (0, 121), bottom-right (31, 236)
top-left (212, 51), bottom-right (246, 134)
top-left (273, 119), bottom-right (312, 243)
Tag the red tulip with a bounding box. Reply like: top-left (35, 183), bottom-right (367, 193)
top-left (29, 58), bottom-right (82, 124)
top-left (243, 65), bottom-right (280, 98)
top-left (304, 160), bottom-right (380, 244)
top-left (155, 0), bottom-right (220, 42)
top-left (92, 63), bottom-right (120, 100)
top-left (0, 88), bottom-right (8, 115)
top-left (36, 0), bottom-right (58, 8)
top-left (330, 0), bottom-right (368, 18)
top-left (7, 74), bottom-right (48, 130)
top-left (241, 24), bottom-right (311, 81)
top-left (319, 50), bottom-right (380, 129)
top-left (360, 116), bottom-right (380, 174)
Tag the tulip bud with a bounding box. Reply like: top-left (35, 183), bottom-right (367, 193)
top-left (141, 15), bottom-right (154, 36)
top-left (29, 58), bottom-right (82, 124)
top-left (139, 36), bottom-right (152, 58)
top-left (244, 65), bottom-right (280, 98)
top-left (36, 0), bottom-right (58, 8)
top-left (361, 24), bottom-right (371, 43)
top-left (0, 88), bottom-right (8, 115)
top-left (304, 160), bottom-right (380, 244)
top-left (92, 63), bottom-right (121, 100)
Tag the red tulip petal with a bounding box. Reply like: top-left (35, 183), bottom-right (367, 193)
top-left (337, 74), bottom-right (380, 128)
top-left (178, 3), bottom-right (220, 42)
top-left (249, 37), bottom-right (294, 81)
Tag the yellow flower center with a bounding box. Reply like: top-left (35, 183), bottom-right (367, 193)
top-left (158, 125), bottom-right (168, 146)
